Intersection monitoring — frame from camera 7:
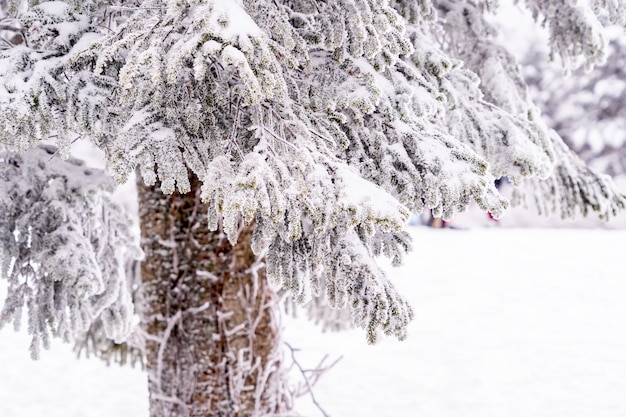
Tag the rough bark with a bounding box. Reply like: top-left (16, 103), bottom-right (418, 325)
top-left (137, 175), bottom-right (290, 417)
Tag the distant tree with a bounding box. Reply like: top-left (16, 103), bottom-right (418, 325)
top-left (522, 28), bottom-right (626, 179)
top-left (0, 0), bottom-right (624, 416)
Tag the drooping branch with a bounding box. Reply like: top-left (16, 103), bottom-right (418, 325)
top-left (0, 145), bottom-right (141, 358)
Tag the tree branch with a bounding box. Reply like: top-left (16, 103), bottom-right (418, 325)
top-left (285, 341), bottom-right (341, 417)
top-left (0, 24), bottom-right (23, 33)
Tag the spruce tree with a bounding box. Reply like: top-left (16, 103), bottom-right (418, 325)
top-left (1, 0), bottom-right (625, 416)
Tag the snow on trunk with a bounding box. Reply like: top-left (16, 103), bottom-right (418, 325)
top-left (137, 175), bottom-right (290, 417)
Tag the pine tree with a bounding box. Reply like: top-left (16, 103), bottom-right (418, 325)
top-left (1, 0), bottom-right (625, 416)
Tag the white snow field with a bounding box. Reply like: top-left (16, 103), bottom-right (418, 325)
top-left (1, 227), bottom-right (626, 417)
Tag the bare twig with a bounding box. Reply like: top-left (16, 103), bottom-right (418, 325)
top-left (0, 36), bottom-right (13, 49)
top-left (307, 128), bottom-right (336, 146)
top-left (263, 126), bottom-right (298, 151)
top-left (285, 341), bottom-right (342, 417)
top-left (156, 310), bottom-right (182, 392)
top-left (0, 24), bottom-right (23, 33)
top-left (46, 135), bottom-right (84, 162)
top-left (107, 5), bottom-right (167, 11)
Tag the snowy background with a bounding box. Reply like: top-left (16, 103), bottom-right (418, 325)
top-left (2, 226), bottom-right (625, 417)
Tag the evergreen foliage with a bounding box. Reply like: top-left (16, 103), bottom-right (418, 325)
top-left (0, 0), bottom-right (625, 352)
top-left (0, 145), bottom-right (141, 358)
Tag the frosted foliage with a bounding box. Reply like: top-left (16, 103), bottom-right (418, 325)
top-left (430, 0), bottom-right (625, 217)
top-left (432, 0), bottom-right (554, 182)
top-left (511, 133), bottom-right (625, 219)
top-left (0, 0), bottom-right (625, 343)
top-left (523, 0), bottom-right (626, 69)
top-left (73, 259), bottom-right (143, 367)
top-left (0, 146), bottom-right (141, 359)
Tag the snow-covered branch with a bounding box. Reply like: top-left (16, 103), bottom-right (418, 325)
top-left (0, 145), bottom-right (141, 358)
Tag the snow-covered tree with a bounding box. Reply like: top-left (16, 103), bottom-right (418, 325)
top-left (1, 0), bottom-right (625, 416)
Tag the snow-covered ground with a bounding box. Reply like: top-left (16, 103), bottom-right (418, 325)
top-left (1, 227), bottom-right (626, 417)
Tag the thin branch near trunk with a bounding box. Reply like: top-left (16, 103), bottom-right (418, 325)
top-left (285, 341), bottom-right (342, 417)
top-left (0, 24), bottom-right (23, 33)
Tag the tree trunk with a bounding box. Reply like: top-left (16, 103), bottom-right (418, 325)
top-left (137, 176), bottom-right (290, 417)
